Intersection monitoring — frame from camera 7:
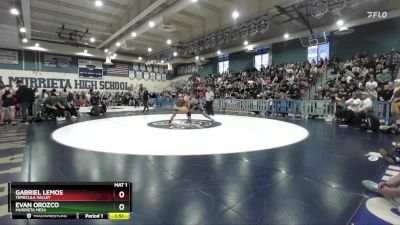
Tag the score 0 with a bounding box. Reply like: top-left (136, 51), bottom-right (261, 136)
top-left (113, 182), bottom-right (130, 201)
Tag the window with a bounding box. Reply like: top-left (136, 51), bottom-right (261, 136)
top-left (218, 60), bottom-right (229, 74)
top-left (255, 53), bottom-right (269, 71)
top-left (307, 43), bottom-right (330, 63)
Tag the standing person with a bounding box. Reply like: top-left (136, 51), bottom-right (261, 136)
top-left (205, 86), bottom-right (215, 116)
top-left (142, 88), bottom-right (150, 112)
top-left (0, 85), bottom-right (16, 125)
top-left (16, 80), bottom-right (33, 124)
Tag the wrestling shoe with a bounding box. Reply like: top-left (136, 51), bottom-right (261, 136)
top-left (379, 148), bottom-right (395, 164)
top-left (362, 180), bottom-right (379, 193)
top-left (71, 116), bottom-right (78, 120)
top-left (168, 120), bottom-right (172, 124)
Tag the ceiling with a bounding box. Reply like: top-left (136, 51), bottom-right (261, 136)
top-left (0, 0), bottom-right (399, 64)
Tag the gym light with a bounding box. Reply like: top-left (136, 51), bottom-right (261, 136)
top-left (19, 27), bottom-right (26, 33)
top-left (138, 57), bottom-right (142, 60)
top-left (339, 26), bottom-right (348, 31)
top-left (232, 11), bottom-right (239, 19)
top-left (95, 0), bottom-right (103, 7)
top-left (243, 40), bottom-right (249, 46)
top-left (149, 21), bottom-right (155, 28)
top-left (90, 37), bottom-right (95, 43)
top-left (148, 48), bottom-right (152, 52)
top-left (217, 50), bottom-right (221, 55)
top-left (173, 52), bottom-right (178, 56)
top-left (191, 0), bottom-right (198, 2)
top-left (166, 39), bottom-right (172, 45)
top-left (10, 8), bottom-right (19, 15)
top-left (116, 42), bottom-right (121, 47)
top-left (22, 38), bottom-right (28, 43)
top-left (113, 53), bottom-right (117, 57)
top-left (35, 43), bottom-right (40, 47)
top-left (336, 19), bottom-right (344, 26)
top-left (195, 56), bottom-right (199, 60)
top-left (161, 60), bottom-right (165, 63)
top-left (104, 49), bottom-right (109, 53)
top-left (84, 49), bottom-right (88, 53)
top-left (131, 32), bottom-right (137, 37)
top-left (283, 33), bottom-right (290, 39)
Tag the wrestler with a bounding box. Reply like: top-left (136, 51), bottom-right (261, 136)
top-left (188, 97), bottom-right (215, 123)
top-left (169, 94), bottom-right (191, 123)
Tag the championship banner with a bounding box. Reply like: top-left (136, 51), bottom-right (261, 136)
top-left (143, 72), bottom-right (149, 81)
top-left (161, 74), bottom-right (167, 81)
top-left (44, 54), bottom-right (72, 68)
top-left (133, 63), bottom-right (139, 71)
top-left (78, 59), bottom-right (103, 79)
top-left (129, 71), bottom-right (135, 80)
top-left (0, 50), bottom-right (18, 64)
top-left (136, 71), bottom-right (143, 80)
top-left (150, 72), bottom-right (156, 81)
top-left (156, 73), bottom-right (161, 81)
top-left (154, 65), bottom-right (159, 73)
top-left (139, 64), bottom-right (145, 71)
top-left (147, 65), bottom-right (153, 72)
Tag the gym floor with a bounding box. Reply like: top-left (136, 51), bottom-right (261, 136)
top-left (0, 109), bottom-right (390, 225)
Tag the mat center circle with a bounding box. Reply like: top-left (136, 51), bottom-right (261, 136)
top-left (147, 119), bottom-right (221, 129)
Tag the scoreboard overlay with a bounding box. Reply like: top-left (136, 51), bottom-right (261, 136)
top-left (8, 182), bottom-right (132, 220)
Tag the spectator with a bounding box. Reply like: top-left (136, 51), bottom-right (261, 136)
top-left (366, 77), bottom-right (378, 90)
top-left (0, 85), bottom-right (16, 125)
top-left (16, 80), bottom-right (34, 124)
top-left (45, 93), bottom-right (65, 121)
top-left (142, 88), bottom-right (150, 112)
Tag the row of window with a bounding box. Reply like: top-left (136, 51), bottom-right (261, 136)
top-left (216, 43), bottom-right (330, 74)
top-left (218, 53), bottom-right (270, 74)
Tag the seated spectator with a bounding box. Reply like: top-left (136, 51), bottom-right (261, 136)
top-left (59, 92), bottom-right (78, 119)
top-left (335, 92), bottom-right (361, 125)
top-left (377, 69), bottom-right (392, 85)
top-left (352, 92), bottom-right (373, 127)
top-left (366, 77), bottom-right (378, 90)
top-left (44, 93), bottom-right (65, 121)
top-left (378, 82), bottom-right (394, 101)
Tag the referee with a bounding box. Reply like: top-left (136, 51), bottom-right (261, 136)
top-left (205, 86), bottom-right (214, 116)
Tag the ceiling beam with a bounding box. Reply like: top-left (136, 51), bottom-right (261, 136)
top-left (31, 7), bottom-right (113, 27)
top-left (198, 2), bottom-right (220, 14)
top-left (98, 0), bottom-right (168, 48)
top-left (292, 6), bottom-right (313, 34)
top-left (102, 0), bottom-right (129, 10)
top-left (169, 19), bottom-right (192, 30)
top-left (21, 0), bottom-right (31, 40)
top-left (35, 0), bottom-right (120, 21)
top-left (179, 10), bottom-right (205, 22)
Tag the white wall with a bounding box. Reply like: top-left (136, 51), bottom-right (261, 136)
top-left (0, 69), bottom-right (174, 92)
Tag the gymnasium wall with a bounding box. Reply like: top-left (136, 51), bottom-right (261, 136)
top-left (199, 17), bottom-right (400, 75)
top-left (0, 69), bottom-right (171, 92)
top-left (330, 17), bottom-right (400, 60)
top-left (0, 50), bottom-right (173, 92)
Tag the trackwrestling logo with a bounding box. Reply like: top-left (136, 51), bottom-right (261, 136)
top-left (367, 11), bottom-right (388, 19)
top-left (147, 119), bottom-right (221, 130)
